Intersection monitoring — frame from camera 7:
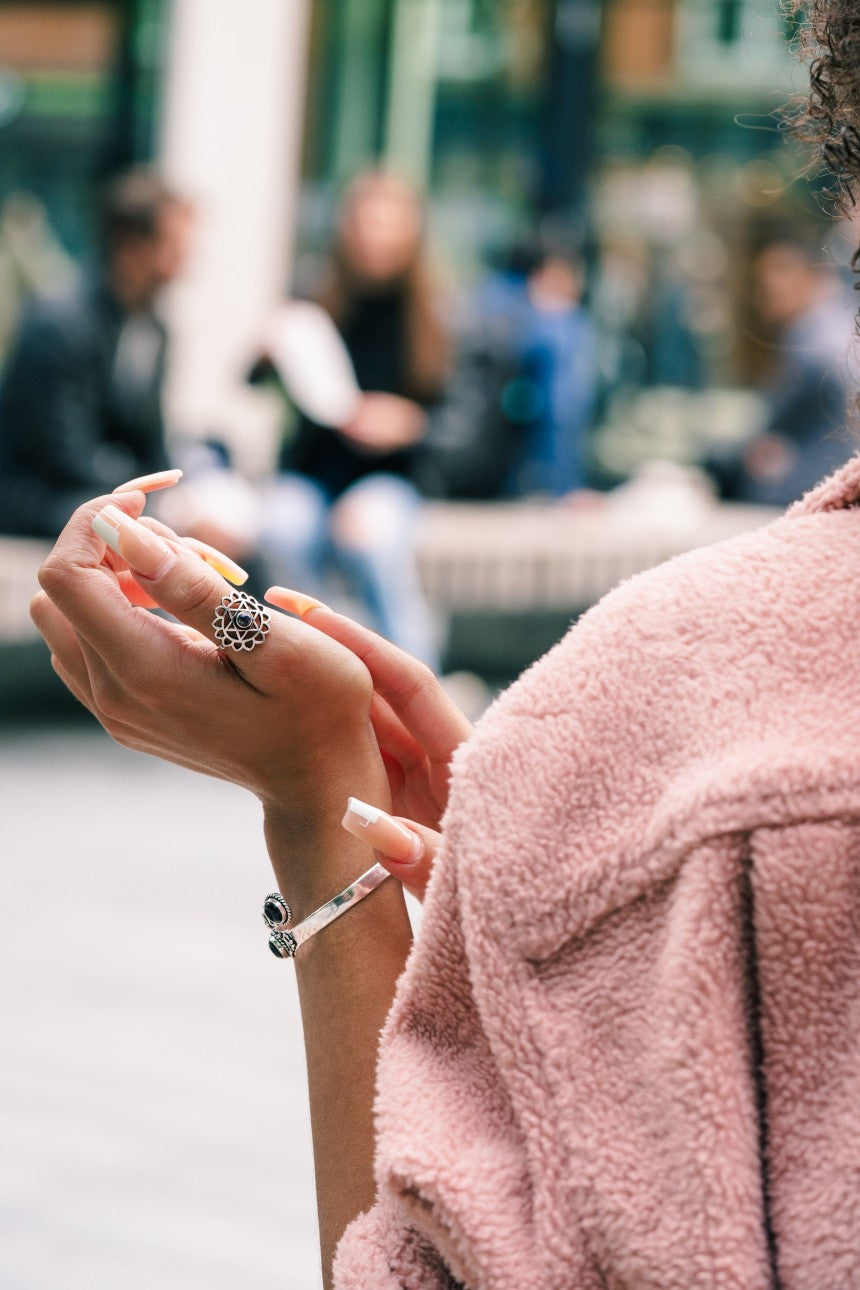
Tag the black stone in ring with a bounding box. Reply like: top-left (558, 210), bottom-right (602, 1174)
top-left (212, 591), bottom-right (270, 651)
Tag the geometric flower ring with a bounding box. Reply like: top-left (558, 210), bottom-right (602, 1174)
top-left (212, 590), bottom-right (271, 652)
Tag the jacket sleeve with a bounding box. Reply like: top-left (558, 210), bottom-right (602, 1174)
top-left (334, 837), bottom-right (539, 1290)
top-left (338, 501), bottom-right (860, 1289)
top-left (1, 309), bottom-right (140, 489)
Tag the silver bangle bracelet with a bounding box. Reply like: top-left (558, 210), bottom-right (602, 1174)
top-left (264, 863), bottom-right (390, 959)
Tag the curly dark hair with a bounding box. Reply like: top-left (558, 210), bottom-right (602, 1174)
top-left (790, 0), bottom-right (860, 215)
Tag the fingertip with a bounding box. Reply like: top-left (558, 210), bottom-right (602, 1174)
top-left (341, 797), bottom-right (425, 865)
top-left (375, 850), bottom-right (430, 902)
top-left (116, 569), bottom-right (160, 608)
top-left (184, 537), bottom-right (249, 586)
top-left (91, 504), bottom-right (177, 581)
top-left (105, 488), bottom-right (147, 517)
top-left (265, 586), bottom-right (328, 619)
top-left (113, 468), bottom-right (183, 495)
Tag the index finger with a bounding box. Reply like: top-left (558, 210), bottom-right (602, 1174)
top-left (36, 491), bottom-right (173, 662)
top-left (40, 499), bottom-right (318, 697)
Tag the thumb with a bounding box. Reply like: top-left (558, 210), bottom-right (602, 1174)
top-left (342, 797), bottom-right (439, 901)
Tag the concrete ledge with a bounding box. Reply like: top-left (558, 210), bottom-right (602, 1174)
top-left (417, 499), bottom-right (776, 613)
top-left (0, 537), bottom-right (50, 643)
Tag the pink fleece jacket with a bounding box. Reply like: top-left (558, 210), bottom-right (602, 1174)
top-left (335, 458), bottom-right (860, 1290)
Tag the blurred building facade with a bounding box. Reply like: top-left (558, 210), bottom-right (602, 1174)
top-left (0, 0), bottom-right (308, 471)
top-left (299, 0), bottom-right (799, 263)
top-left (0, 1), bottom-right (841, 474)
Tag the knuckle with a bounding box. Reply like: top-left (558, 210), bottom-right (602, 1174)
top-left (412, 661), bottom-right (436, 689)
top-left (401, 660), bottom-right (436, 702)
top-left (172, 563), bottom-right (220, 620)
top-left (49, 653), bottom-right (68, 685)
top-left (37, 556), bottom-right (67, 599)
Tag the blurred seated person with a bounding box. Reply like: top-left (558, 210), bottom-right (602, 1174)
top-left (467, 234), bottom-right (599, 499)
top-left (708, 233), bottom-right (857, 507)
top-left (0, 168), bottom-right (195, 538)
top-left (251, 170), bottom-right (450, 667)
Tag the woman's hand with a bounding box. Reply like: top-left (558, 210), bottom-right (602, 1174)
top-left (30, 480), bottom-right (416, 1284)
top-left (30, 491), bottom-right (390, 910)
top-left (265, 587), bottom-right (473, 833)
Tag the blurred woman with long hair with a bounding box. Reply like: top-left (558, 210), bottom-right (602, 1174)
top-left (258, 169), bottom-right (450, 667)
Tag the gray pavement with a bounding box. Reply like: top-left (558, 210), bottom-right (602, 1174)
top-left (1, 719), bottom-right (322, 1289)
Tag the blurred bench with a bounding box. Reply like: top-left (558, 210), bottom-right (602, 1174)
top-left (417, 498), bottom-right (776, 611)
top-left (0, 537), bottom-right (49, 643)
top-left (0, 537), bottom-right (63, 715)
top-left (416, 497), bottom-right (777, 679)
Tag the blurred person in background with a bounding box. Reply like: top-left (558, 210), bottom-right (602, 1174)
top-left (252, 169), bottom-right (450, 668)
top-left (521, 240), bottom-right (599, 498)
top-left (0, 168), bottom-right (192, 538)
top-left (467, 232), bottom-right (599, 499)
top-left (707, 231), bottom-right (856, 506)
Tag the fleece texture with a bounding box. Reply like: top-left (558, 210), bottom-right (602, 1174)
top-left (334, 457), bottom-right (860, 1290)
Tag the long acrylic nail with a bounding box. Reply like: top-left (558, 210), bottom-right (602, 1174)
top-left (342, 797), bottom-right (423, 864)
top-left (92, 504), bottom-right (176, 579)
top-left (183, 537), bottom-right (248, 586)
top-left (113, 468), bottom-right (183, 494)
top-left (265, 586), bottom-right (327, 619)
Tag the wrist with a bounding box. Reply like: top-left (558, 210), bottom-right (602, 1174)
top-left (261, 760), bottom-right (390, 920)
top-left (259, 720), bottom-right (386, 836)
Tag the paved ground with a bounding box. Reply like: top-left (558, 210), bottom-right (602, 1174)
top-left (1, 717), bottom-right (323, 1289)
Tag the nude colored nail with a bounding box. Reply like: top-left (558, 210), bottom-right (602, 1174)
top-left (92, 504), bottom-right (176, 579)
top-left (265, 586), bottom-right (327, 619)
top-left (342, 797), bottom-right (423, 864)
top-left (183, 537), bottom-right (248, 586)
top-left (113, 468), bottom-right (183, 494)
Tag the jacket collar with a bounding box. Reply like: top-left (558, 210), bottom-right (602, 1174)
top-left (789, 451), bottom-right (860, 515)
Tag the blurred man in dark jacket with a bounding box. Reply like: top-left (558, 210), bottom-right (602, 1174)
top-left (0, 169), bottom-right (192, 536)
top-left (708, 234), bottom-right (857, 507)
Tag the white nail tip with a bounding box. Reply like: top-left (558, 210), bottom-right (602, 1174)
top-left (346, 797), bottom-right (382, 827)
top-left (91, 511), bottom-right (121, 553)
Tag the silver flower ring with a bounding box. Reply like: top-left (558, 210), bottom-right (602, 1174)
top-left (212, 591), bottom-right (271, 652)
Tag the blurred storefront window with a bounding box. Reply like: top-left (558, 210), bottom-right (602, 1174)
top-left (294, 0), bottom-right (845, 484)
top-left (0, 0), bottom-right (166, 264)
top-left (299, 0), bottom-right (580, 274)
top-left (298, 0), bottom-right (804, 277)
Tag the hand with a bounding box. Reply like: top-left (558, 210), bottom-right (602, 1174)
top-left (265, 587), bottom-right (473, 833)
top-left (30, 493), bottom-right (388, 908)
top-left (340, 392), bottom-right (426, 454)
top-left (32, 484), bottom-right (415, 1282)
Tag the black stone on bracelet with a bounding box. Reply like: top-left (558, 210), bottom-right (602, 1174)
top-left (268, 930), bottom-right (298, 959)
top-left (262, 893), bottom-right (292, 929)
